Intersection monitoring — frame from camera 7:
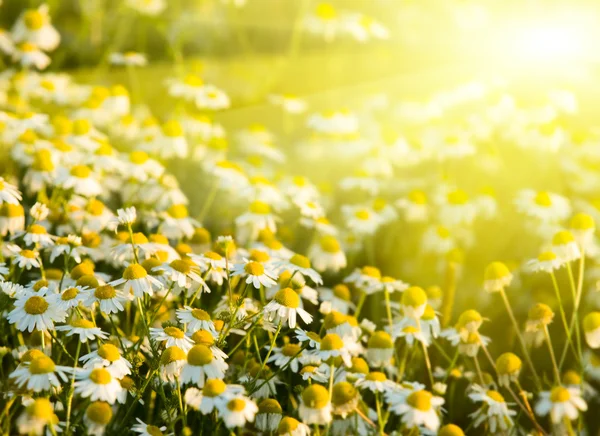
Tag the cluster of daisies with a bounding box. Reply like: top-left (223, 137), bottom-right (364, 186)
top-left (3, 2), bottom-right (600, 436)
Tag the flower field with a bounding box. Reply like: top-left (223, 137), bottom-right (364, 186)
top-left (1, 0), bottom-right (600, 435)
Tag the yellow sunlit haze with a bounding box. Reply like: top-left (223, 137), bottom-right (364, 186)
top-left (1, 0), bottom-right (600, 435)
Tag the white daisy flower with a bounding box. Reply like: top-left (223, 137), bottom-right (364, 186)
top-left (12, 248), bottom-right (42, 270)
top-left (535, 386), bottom-right (587, 424)
top-left (75, 366), bottom-right (124, 404)
top-left (176, 307), bottom-right (217, 335)
top-left (7, 287), bottom-right (65, 332)
top-left (80, 343), bottom-right (132, 378)
top-left (82, 284), bottom-right (127, 314)
top-left (355, 371), bottom-right (397, 393)
top-left (469, 385), bottom-right (516, 433)
top-left (181, 344), bottom-right (228, 387)
top-left (56, 318), bottom-right (109, 343)
top-left (298, 384), bottom-right (332, 425)
top-left (218, 396), bottom-right (258, 429)
top-left (231, 259), bottom-right (278, 289)
top-left (10, 354), bottom-right (71, 392)
top-left (150, 325), bottom-right (195, 352)
top-left (274, 254), bottom-right (323, 285)
top-left (391, 389), bottom-right (444, 432)
top-left (184, 380), bottom-right (244, 414)
top-left (132, 418), bottom-right (171, 436)
top-left (276, 417), bottom-right (311, 436)
top-left (263, 287), bottom-right (313, 328)
top-left (110, 263), bottom-right (163, 298)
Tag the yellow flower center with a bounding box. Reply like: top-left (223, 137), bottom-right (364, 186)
top-left (187, 344), bottom-right (213, 366)
top-left (368, 331), bottom-right (393, 349)
top-left (24, 10), bottom-right (45, 30)
top-left (164, 326), bottom-right (185, 339)
top-left (70, 165), bottom-right (92, 178)
top-left (97, 344), bottom-right (121, 362)
top-left (354, 209), bottom-right (370, 220)
top-left (244, 261), bottom-right (265, 276)
top-left (192, 308), bottom-right (210, 321)
top-left (534, 191), bottom-right (552, 207)
top-left (130, 151), bottom-right (149, 164)
top-left (162, 120), bottom-right (184, 137)
top-left (496, 352), bottom-right (522, 375)
top-left (29, 224), bottom-right (47, 235)
top-left (170, 259), bottom-right (194, 274)
top-left (401, 286), bottom-right (427, 308)
top-left (320, 333), bottom-right (343, 351)
top-left (249, 201), bottom-right (271, 215)
top-left (86, 402), bottom-right (113, 425)
top-left (161, 346), bottom-right (186, 365)
top-left (274, 287), bottom-right (300, 309)
top-left (70, 319), bottom-right (95, 329)
top-left (366, 371), bottom-right (387, 382)
top-left (447, 189), bottom-right (469, 205)
top-left (95, 285), bottom-right (116, 300)
top-left (20, 250), bottom-right (37, 259)
top-left (406, 390), bottom-right (433, 411)
top-left (203, 378), bottom-right (227, 397)
top-left (27, 398), bottom-right (53, 420)
top-left (123, 263), bottom-right (148, 280)
top-left (486, 390), bottom-right (505, 402)
top-left (331, 381), bottom-right (357, 406)
top-left (191, 329), bottom-right (215, 346)
top-left (550, 386), bottom-right (571, 403)
top-left (278, 417), bottom-right (300, 434)
top-left (168, 204), bottom-right (188, 219)
top-left (90, 368), bottom-right (112, 385)
top-left (146, 425), bottom-right (163, 436)
top-left (249, 249), bottom-right (270, 263)
top-left (319, 236), bottom-right (341, 253)
top-left (29, 356), bottom-right (56, 374)
top-left (290, 254), bottom-right (311, 269)
top-left (332, 284), bottom-right (350, 301)
top-left (302, 384), bottom-right (329, 409)
top-left (282, 343), bottom-right (302, 357)
top-left (24, 296), bottom-right (48, 314)
top-left (227, 398), bottom-right (246, 412)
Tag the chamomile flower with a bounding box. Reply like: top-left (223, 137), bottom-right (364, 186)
top-left (16, 398), bottom-right (59, 436)
top-left (264, 287), bottom-right (313, 328)
top-left (84, 401), bottom-right (113, 435)
top-left (0, 177), bottom-right (22, 204)
top-left (496, 352), bottom-right (522, 387)
top-left (132, 418), bottom-right (170, 436)
top-left (232, 259), bottom-right (278, 289)
top-left (56, 318), bottom-right (109, 343)
top-left (10, 354), bottom-right (71, 392)
top-left (366, 331), bottom-right (394, 367)
top-left (583, 312), bottom-right (600, 348)
top-left (268, 342), bottom-right (304, 373)
top-left (393, 389), bottom-right (444, 432)
top-left (515, 190), bottom-right (571, 222)
top-left (219, 396), bottom-right (259, 429)
top-left (111, 263), bottom-right (163, 298)
top-left (7, 288), bottom-right (65, 332)
top-left (181, 344), bottom-right (228, 387)
top-left (552, 230), bottom-right (581, 263)
top-left (535, 386), bottom-right (587, 424)
top-left (469, 385), bottom-right (516, 433)
top-left (83, 284), bottom-right (127, 314)
top-left (483, 261), bottom-right (513, 293)
top-left (308, 235), bottom-right (347, 273)
top-left (184, 380), bottom-right (244, 414)
top-left (109, 51), bottom-right (147, 67)
top-left (80, 343), bottom-right (132, 378)
top-left (75, 366), bottom-right (124, 404)
top-left (255, 399), bottom-right (283, 432)
top-left (299, 384), bottom-right (332, 425)
top-left (312, 333), bottom-right (353, 367)
top-left (525, 250), bottom-right (563, 273)
top-left (11, 5), bottom-right (60, 51)
top-left (12, 248), bottom-right (42, 270)
top-left (277, 417), bottom-right (311, 436)
top-left (150, 326), bottom-right (195, 352)
top-left (318, 284), bottom-right (355, 315)
top-left (176, 307), bottom-right (217, 335)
